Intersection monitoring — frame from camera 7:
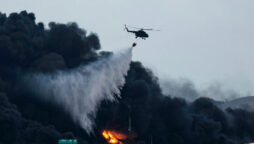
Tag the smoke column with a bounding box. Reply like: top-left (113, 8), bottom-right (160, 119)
top-left (24, 48), bottom-right (133, 133)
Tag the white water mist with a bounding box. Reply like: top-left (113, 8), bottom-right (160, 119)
top-left (24, 48), bottom-right (133, 133)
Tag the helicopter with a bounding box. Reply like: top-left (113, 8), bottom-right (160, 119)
top-left (124, 25), bottom-right (160, 40)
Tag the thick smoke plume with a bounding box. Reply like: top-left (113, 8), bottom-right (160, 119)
top-left (24, 48), bottom-right (132, 133)
top-left (1, 11), bottom-right (254, 144)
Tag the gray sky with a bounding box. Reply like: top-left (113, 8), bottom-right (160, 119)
top-left (1, 0), bottom-right (254, 96)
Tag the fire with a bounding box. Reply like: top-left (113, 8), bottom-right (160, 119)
top-left (102, 130), bottom-right (127, 144)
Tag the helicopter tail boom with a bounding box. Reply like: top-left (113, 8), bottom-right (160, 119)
top-left (124, 24), bottom-right (136, 33)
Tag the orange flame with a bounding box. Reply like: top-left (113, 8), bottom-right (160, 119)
top-left (102, 130), bottom-right (127, 144)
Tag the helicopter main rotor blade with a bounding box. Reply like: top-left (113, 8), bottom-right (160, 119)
top-left (125, 25), bottom-right (142, 29)
top-left (142, 29), bottom-right (160, 31)
top-left (125, 25), bottom-right (161, 31)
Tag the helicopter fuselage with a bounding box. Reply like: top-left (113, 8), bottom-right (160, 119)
top-left (125, 27), bottom-right (149, 39)
top-left (124, 24), bottom-right (159, 39)
top-left (134, 30), bottom-right (149, 39)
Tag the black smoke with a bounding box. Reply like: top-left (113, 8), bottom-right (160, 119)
top-left (95, 62), bottom-right (254, 144)
top-left (0, 11), bottom-right (99, 144)
top-left (0, 11), bottom-right (254, 144)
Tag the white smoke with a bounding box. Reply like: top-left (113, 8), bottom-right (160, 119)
top-left (24, 48), bottom-right (132, 133)
top-left (160, 78), bottom-right (240, 102)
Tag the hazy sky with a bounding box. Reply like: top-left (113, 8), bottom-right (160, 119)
top-left (1, 0), bottom-right (254, 96)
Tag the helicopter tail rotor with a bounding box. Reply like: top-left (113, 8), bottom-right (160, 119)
top-left (124, 24), bottom-right (128, 31)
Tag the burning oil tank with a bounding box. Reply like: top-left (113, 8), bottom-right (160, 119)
top-left (102, 130), bottom-right (137, 144)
